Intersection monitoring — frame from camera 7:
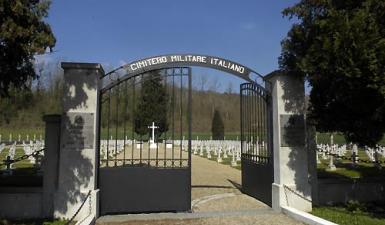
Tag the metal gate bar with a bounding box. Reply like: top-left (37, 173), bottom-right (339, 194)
top-left (98, 67), bottom-right (192, 215)
top-left (99, 68), bottom-right (190, 167)
top-left (241, 82), bottom-right (273, 206)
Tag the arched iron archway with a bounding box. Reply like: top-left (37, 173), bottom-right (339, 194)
top-left (100, 54), bottom-right (268, 93)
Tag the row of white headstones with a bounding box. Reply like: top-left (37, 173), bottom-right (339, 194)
top-left (190, 140), bottom-right (244, 167)
top-left (99, 138), bottom-right (270, 167)
top-left (316, 143), bottom-right (385, 170)
top-left (99, 139), bottom-right (184, 160)
top-left (0, 134), bottom-right (43, 143)
top-left (0, 140), bottom-right (45, 168)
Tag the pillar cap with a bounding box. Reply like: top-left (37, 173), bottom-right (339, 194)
top-left (61, 62), bottom-right (105, 74)
top-left (43, 114), bottom-right (62, 123)
top-left (264, 70), bottom-right (284, 81)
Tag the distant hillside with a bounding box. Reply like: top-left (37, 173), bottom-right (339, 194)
top-left (191, 90), bottom-right (240, 133)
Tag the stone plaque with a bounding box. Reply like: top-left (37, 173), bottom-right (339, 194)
top-left (280, 114), bottom-right (305, 147)
top-left (62, 112), bottom-right (94, 150)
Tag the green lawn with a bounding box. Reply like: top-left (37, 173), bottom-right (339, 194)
top-left (99, 128), bottom-right (241, 141)
top-left (317, 149), bottom-right (385, 179)
top-left (0, 148), bottom-right (9, 169)
top-left (1, 127), bottom-right (242, 141)
top-left (195, 146), bottom-right (385, 179)
top-left (316, 132), bottom-right (385, 146)
top-left (312, 204), bottom-right (385, 225)
top-left (0, 148), bottom-right (36, 171)
top-left (191, 132), bottom-right (241, 140)
top-left (0, 128), bottom-right (44, 142)
top-left (2, 127), bottom-right (385, 145)
top-left (193, 140), bottom-right (385, 178)
top-left (317, 162), bottom-right (385, 179)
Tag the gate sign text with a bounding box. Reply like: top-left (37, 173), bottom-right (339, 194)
top-left (122, 54), bottom-right (252, 79)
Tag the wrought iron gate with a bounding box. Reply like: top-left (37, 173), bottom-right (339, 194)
top-left (98, 68), bottom-right (192, 215)
top-left (240, 82), bottom-right (273, 206)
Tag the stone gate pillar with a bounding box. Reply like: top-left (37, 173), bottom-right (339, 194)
top-left (42, 115), bottom-right (61, 218)
top-left (54, 63), bottom-right (104, 219)
top-left (265, 71), bottom-right (312, 212)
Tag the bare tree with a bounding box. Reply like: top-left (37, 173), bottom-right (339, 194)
top-left (208, 77), bottom-right (221, 92)
top-left (198, 74), bottom-right (208, 91)
top-left (225, 82), bottom-right (234, 94)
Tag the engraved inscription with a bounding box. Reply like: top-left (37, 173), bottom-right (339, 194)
top-left (125, 54), bottom-right (247, 75)
top-left (280, 114), bottom-right (305, 147)
top-left (62, 112), bottom-right (94, 150)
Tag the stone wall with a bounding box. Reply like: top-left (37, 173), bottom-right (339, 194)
top-left (0, 187), bottom-right (43, 219)
top-left (0, 115), bottom-right (62, 219)
top-left (317, 178), bottom-right (385, 205)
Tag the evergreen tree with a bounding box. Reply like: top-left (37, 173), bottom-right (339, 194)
top-left (211, 109), bottom-right (224, 140)
top-left (0, 0), bottom-right (56, 97)
top-left (134, 71), bottom-right (169, 138)
top-left (280, 0), bottom-right (385, 146)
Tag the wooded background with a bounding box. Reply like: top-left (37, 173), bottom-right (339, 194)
top-left (0, 66), bottom-right (241, 137)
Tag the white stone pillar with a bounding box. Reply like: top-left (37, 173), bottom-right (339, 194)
top-left (54, 63), bottom-right (104, 219)
top-left (266, 71), bottom-right (312, 212)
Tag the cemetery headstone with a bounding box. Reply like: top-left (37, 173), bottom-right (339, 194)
top-left (231, 148), bottom-right (237, 167)
top-left (327, 134), bottom-right (336, 171)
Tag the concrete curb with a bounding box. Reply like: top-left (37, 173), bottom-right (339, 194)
top-left (97, 208), bottom-right (276, 223)
top-left (75, 214), bottom-right (95, 225)
top-left (281, 206), bottom-right (337, 225)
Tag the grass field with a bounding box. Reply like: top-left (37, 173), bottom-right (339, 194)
top-left (195, 144), bottom-right (385, 179)
top-left (0, 128), bottom-right (44, 142)
top-left (2, 126), bottom-right (385, 145)
top-left (316, 132), bottom-right (385, 146)
top-left (99, 129), bottom-right (241, 141)
top-left (317, 162), bottom-right (385, 179)
top-left (0, 148), bottom-right (35, 171)
top-left (312, 203), bottom-right (385, 225)
top-left (316, 146), bottom-right (385, 178)
top-left (2, 127), bottom-right (385, 178)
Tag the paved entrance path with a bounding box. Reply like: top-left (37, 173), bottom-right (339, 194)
top-left (96, 155), bottom-right (303, 225)
top-left (191, 154), bottom-right (266, 212)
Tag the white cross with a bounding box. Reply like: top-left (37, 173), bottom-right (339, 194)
top-left (148, 122), bottom-right (159, 144)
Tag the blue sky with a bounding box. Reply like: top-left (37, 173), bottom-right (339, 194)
top-left (41, 0), bottom-right (299, 90)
